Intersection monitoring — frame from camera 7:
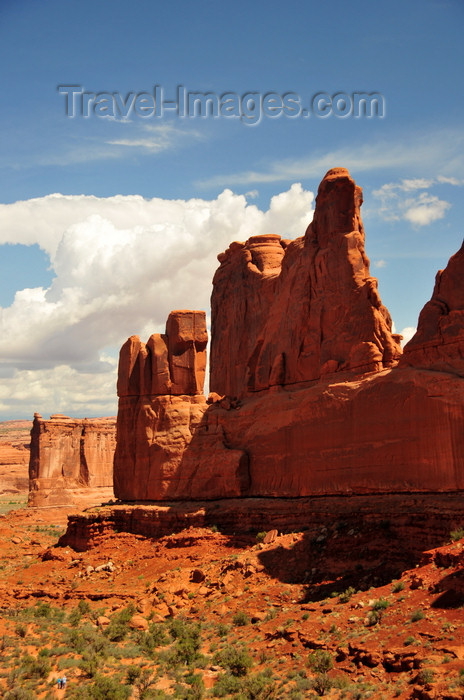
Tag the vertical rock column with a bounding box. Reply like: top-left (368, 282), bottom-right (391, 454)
top-left (210, 168), bottom-right (402, 398)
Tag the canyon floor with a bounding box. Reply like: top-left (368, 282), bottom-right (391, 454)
top-left (1, 501), bottom-right (464, 699)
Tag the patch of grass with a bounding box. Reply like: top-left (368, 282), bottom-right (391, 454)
top-left (450, 527), bottom-right (464, 542)
top-left (338, 586), bottom-right (356, 604)
top-left (417, 668), bottom-right (434, 685)
top-left (232, 611), bottom-right (249, 627)
top-left (410, 609), bottom-right (425, 623)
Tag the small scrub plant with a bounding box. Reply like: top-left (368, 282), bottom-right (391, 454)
top-left (417, 668), bottom-right (435, 685)
top-left (167, 618), bottom-right (202, 667)
top-left (410, 609), bottom-right (426, 623)
top-left (242, 670), bottom-right (276, 698)
top-left (307, 650), bottom-right (333, 674)
top-left (214, 644), bottom-right (253, 677)
top-left (125, 664), bottom-right (142, 684)
top-left (265, 607), bottom-right (277, 621)
top-left (4, 690), bottom-right (36, 700)
top-left (404, 635), bottom-right (416, 646)
top-left (216, 622), bottom-right (230, 638)
top-left (212, 672), bottom-right (241, 697)
top-left (67, 607), bottom-right (82, 627)
top-left (78, 599), bottom-right (91, 615)
top-left (391, 580), bottom-right (405, 593)
top-left (338, 586), bottom-right (356, 604)
top-left (256, 531), bottom-right (267, 543)
top-left (14, 624), bottom-right (26, 639)
top-left (311, 672), bottom-right (333, 696)
top-left (232, 611), bottom-right (249, 627)
top-left (68, 674), bottom-right (131, 699)
top-left (365, 610), bottom-right (381, 627)
top-left (450, 527), bottom-right (464, 542)
top-left (105, 604), bottom-right (135, 642)
top-left (372, 597), bottom-right (389, 610)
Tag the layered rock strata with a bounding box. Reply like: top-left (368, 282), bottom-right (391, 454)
top-left (61, 494), bottom-right (464, 560)
top-left (28, 414), bottom-right (115, 507)
top-left (113, 168), bottom-right (464, 502)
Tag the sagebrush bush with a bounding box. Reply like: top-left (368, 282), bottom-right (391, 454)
top-left (214, 644), bottom-right (253, 677)
top-left (308, 650), bottom-right (333, 673)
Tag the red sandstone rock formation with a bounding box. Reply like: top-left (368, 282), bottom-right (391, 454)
top-left (401, 240), bottom-right (464, 375)
top-left (117, 310), bottom-right (207, 398)
top-left (0, 420), bottom-right (31, 494)
top-left (113, 168), bottom-right (464, 502)
top-left (28, 414), bottom-right (115, 507)
top-left (210, 168), bottom-right (402, 398)
top-left (113, 310), bottom-right (249, 500)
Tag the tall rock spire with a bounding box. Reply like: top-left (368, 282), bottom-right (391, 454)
top-left (210, 168), bottom-right (402, 398)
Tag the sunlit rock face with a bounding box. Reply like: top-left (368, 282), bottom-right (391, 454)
top-left (28, 414), bottom-right (115, 507)
top-left (113, 169), bottom-right (464, 502)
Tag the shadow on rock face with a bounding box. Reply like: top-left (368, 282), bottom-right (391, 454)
top-left (431, 570), bottom-right (464, 609)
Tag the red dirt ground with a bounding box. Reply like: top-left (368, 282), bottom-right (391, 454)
top-left (1, 503), bottom-right (464, 698)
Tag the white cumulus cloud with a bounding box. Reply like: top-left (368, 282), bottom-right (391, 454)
top-left (372, 177), bottom-right (458, 227)
top-left (0, 184), bottom-right (314, 418)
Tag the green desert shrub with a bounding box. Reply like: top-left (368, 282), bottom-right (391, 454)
top-left (4, 689), bottom-right (36, 700)
top-left (308, 650), bottom-right (333, 674)
top-left (232, 611), bottom-right (249, 627)
top-left (104, 604), bottom-right (135, 642)
top-left (214, 644), bottom-right (253, 677)
top-left (417, 668), bottom-right (434, 685)
top-left (410, 609), bottom-right (425, 622)
top-left (66, 674), bottom-right (131, 699)
top-left (165, 619), bottom-right (202, 667)
top-left (311, 672), bottom-right (333, 696)
top-left (450, 527), bottom-right (464, 542)
top-left (338, 586), bottom-right (356, 604)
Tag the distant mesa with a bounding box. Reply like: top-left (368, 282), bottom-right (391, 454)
top-left (28, 414), bottom-right (115, 507)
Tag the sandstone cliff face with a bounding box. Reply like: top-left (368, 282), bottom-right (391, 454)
top-left (28, 414), bottom-right (115, 507)
top-left (113, 168), bottom-right (464, 502)
top-left (210, 168), bottom-right (402, 398)
top-left (113, 311), bottom-right (249, 500)
top-left (401, 240), bottom-right (464, 375)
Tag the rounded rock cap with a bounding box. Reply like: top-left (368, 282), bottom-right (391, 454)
top-left (322, 167), bottom-right (352, 181)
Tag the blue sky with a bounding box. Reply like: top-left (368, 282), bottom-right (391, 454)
top-left (0, 0), bottom-right (463, 419)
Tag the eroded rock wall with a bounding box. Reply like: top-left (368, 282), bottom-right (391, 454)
top-left (401, 240), bottom-right (464, 375)
top-left (28, 414), bottom-right (115, 507)
top-left (113, 310), bottom-right (250, 500)
top-left (113, 168), bottom-right (464, 502)
top-left (210, 168), bottom-right (402, 398)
